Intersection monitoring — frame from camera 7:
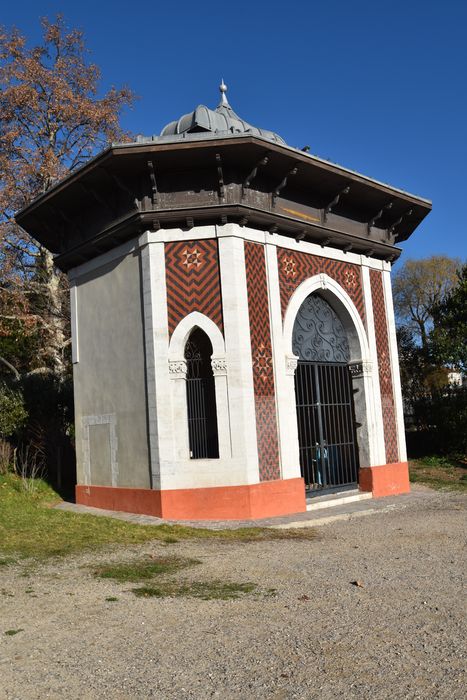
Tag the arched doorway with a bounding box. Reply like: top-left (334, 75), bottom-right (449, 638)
top-left (184, 327), bottom-right (219, 459)
top-left (293, 294), bottom-right (359, 492)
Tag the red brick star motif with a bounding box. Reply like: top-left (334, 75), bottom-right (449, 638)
top-left (282, 256), bottom-right (297, 278)
top-left (344, 268), bottom-right (357, 290)
top-left (253, 343), bottom-right (272, 382)
top-left (180, 247), bottom-right (203, 270)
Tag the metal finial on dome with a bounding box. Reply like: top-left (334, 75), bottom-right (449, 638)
top-left (219, 79), bottom-right (229, 107)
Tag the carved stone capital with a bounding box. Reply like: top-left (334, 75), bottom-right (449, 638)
top-left (285, 354), bottom-right (299, 376)
top-left (168, 359), bottom-right (187, 379)
top-left (211, 356), bottom-right (227, 377)
top-left (349, 360), bottom-right (373, 378)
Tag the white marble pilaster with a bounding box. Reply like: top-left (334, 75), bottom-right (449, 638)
top-left (217, 227), bottom-right (259, 484)
top-left (70, 282), bottom-right (79, 365)
top-left (361, 264), bottom-right (386, 465)
top-left (140, 237), bottom-right (172, 489)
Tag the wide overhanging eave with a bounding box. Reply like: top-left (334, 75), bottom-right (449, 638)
top-left (15, 135), bottom-right (431, 265)
top-left (16, 134), bottom-right (431, 220)
top-left (53, 204), bottom-right (403, 272)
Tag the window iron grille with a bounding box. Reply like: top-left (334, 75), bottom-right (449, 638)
top-left (185, 329), bottom-right (219, 459)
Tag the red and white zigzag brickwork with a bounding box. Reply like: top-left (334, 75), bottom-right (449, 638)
top-left (244, 241), bottom-right (281, 481)
top-left (370, 269), bottom-right (399, 464)
top-left (165, 239), bottom-right (223, 337)
top-left (277, 247), bottom-right (366, 326)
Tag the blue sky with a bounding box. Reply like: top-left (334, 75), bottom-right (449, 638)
top-left (3, 0), bottom-right (466, 265)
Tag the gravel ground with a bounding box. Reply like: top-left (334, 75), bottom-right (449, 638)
top-left (0, 486), bottom-right (465, 700)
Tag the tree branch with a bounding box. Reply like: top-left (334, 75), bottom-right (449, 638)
top-left (0, 356), bottom-right (20, 381)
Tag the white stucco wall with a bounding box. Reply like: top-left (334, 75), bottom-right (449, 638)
top-left (69, 239), bottom-right (151, 488)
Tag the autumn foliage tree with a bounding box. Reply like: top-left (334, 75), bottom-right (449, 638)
top-left (393, 256), bottom-right (466, 456)
top-left (0, 16), bottom-right (134, 379)
top-left (392, 255), bottom-right (460, 351)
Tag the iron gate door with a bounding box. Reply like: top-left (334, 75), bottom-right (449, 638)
top-left (295, 361), bottom-right (359, 492)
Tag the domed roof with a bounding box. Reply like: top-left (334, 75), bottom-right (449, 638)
top-left (159, 81), bottom-right (285, 145)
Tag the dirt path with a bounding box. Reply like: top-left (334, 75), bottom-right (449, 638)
top-left (1, 487), bottom-right (465, 699)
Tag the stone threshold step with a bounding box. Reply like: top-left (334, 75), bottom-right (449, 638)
top-left (306, 489), bottom-right (373, 512)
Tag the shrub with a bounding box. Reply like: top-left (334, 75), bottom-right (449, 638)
top-left (0, 383), bottom-right (27, 438)
top-left (412, 385), bottom-right (467, 455)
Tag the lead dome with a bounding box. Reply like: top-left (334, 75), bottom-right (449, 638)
top-left (159, 81), bottom-right (285, 145)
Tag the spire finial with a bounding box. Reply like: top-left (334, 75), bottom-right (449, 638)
top-left (219, 79), bottom-right (229, 107)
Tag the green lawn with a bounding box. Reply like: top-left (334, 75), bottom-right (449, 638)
top-left (409, 456), bottom-right (467, 492)
top-left (0, 474), bottom-right (315, 560)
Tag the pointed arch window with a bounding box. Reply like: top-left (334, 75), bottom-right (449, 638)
top-left (184, 328), bottom-right (219, 459)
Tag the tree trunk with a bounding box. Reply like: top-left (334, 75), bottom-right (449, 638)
top-left (418, 320), bottom-right (428, 352)
top-left (42, 248), bottom-right (67, 379)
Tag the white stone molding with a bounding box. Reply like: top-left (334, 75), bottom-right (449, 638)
top-left (349, 360), bottom-right (373, 378)
top-left (81, 413), bottom-right (118, 487)
top-left (382, 268), bottom-right (407, 462)
top-left (70, 282), bottom-right (79, 364)
top-left (361, 265), bottom-right (386, 465)
top-left (138, 223), bottom-right (386, 271)
top-left (283, 274), bottom-right (370, 359)
top-left (168, 311), bottom-right (230, 464)
top-left (169, 311), bottom-right (226, 359)
top-left (285, 354), bottom-right (299, 376)
top-left (219, 224), bottom-right (386, 270)
top-left (168, 360), bottom-right (187, 379)
top-left (218, 233), bottom-right (259, 484)
top-left (140, 238), bottom-right (171, 489)
top-left (211, 356), bottom-right (228, 376)
top-left (141, 225), bottom-right (217, 245)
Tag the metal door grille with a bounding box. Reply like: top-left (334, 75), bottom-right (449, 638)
top-left (295, 361), bottom-right (359, 492)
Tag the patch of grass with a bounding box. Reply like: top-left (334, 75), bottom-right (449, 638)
top-left (409, 456), bottom-right (467, 492)
top-left (132, 580), bottom-right (258, 600)
top-left (105, 596), bottom-right (118, 602)
top-left (93, 556), bottom-right (200, 583)
top-left (4, 628), bottom-right (23, 636)
top-left (0, 473), bottom-right (316, 560)
top-left (146, 524), bottom-right (316, 544)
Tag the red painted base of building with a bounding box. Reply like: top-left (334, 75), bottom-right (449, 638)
top-left (359, 461), bottom-right (410, 498)
top-left (75, 463), bottom-right (409, 521)
top-left (75, 477), bottom-right (307, 521)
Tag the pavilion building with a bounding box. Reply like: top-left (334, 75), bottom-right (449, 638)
top-left (16, 83), bottom-right (431, 520)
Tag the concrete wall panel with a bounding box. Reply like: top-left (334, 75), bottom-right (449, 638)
top-left (72, 249), bottom-right (150, 488)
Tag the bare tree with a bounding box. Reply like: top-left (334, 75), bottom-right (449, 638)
top-left (0, 16), bottom-right (135, 378)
